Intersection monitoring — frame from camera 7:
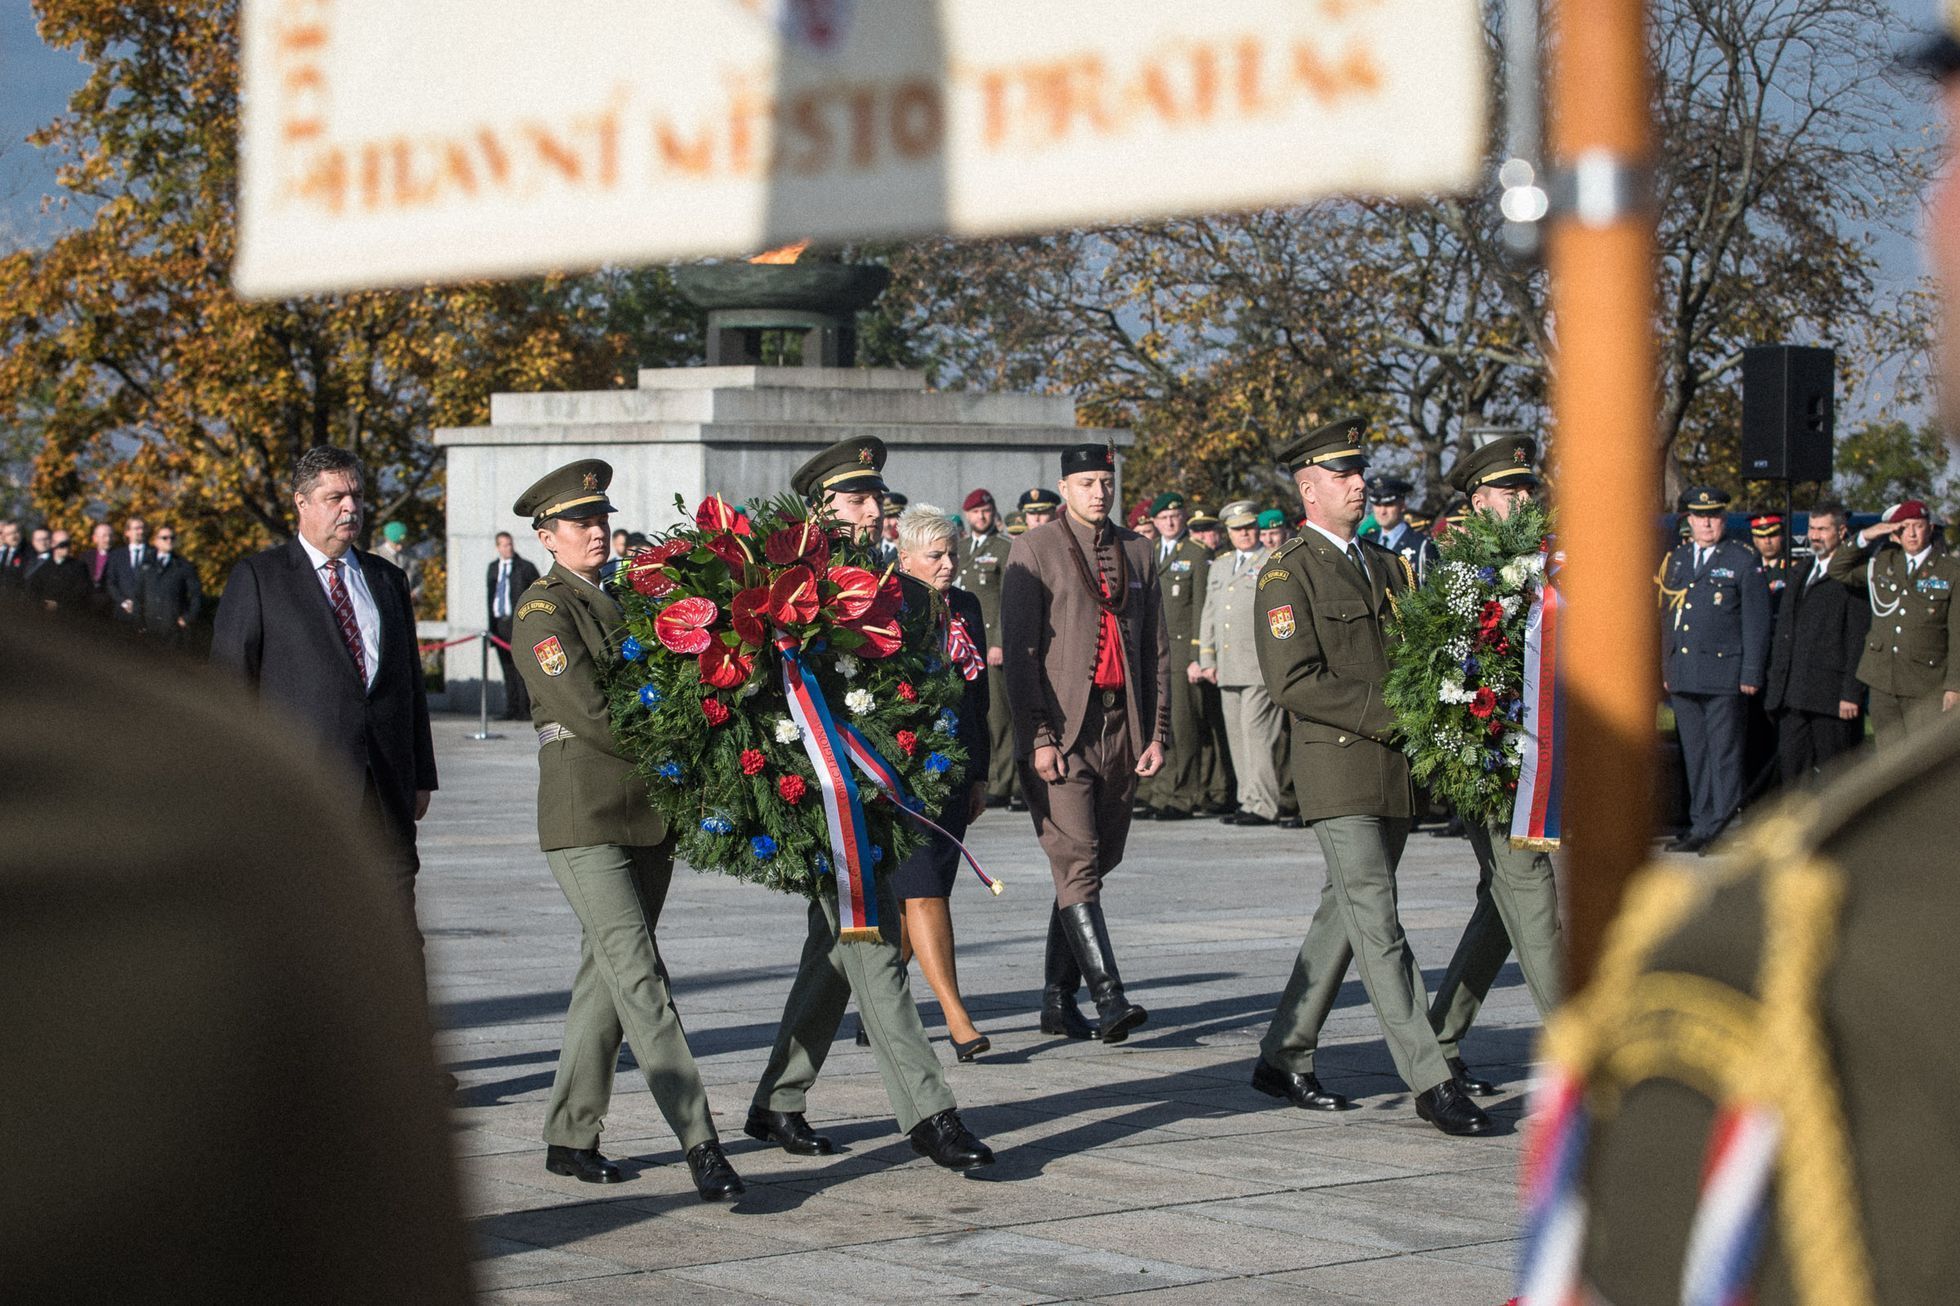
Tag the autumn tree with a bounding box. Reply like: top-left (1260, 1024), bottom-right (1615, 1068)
top-left (0, 1), bottom-right (704, 613)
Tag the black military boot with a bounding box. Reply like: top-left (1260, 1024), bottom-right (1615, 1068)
top-left (1058, 902), bottom-right (1148, 1043)
top-left (1039, 900), bottom-right (1098, 1039)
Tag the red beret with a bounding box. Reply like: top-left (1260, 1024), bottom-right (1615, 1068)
top-left (962, 488), bottom-right (995, 511)
top-left (1885, 500), bottom-right (1930, 524)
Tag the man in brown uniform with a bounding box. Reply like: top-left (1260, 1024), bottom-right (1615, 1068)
top-left (1003, 442), bottom-right (1169, 1043)
top-left (1827, 499), bottom-right (1960, 749)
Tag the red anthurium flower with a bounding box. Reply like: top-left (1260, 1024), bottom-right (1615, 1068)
top-left (739, 748), bottom-right (767, 776)
top-left (695, 495), bottom-right (752, 537)
top-left (703, 531), bottom-right (751, 574)
top-left (896, 682), bottom-right (918, 703)
top-left (777, 774), bottom-right (807, 804)
top-left (864, 574), bottom-right (904, 623)
top-left (730, 586), bottom-right (770, 647)
top-left (699, 640), bottom-right (754, 689)
top-left (763, 521), bottom-right (830, 573)
top-left (701, 698), bottom-right (731, 726)
top-left (654, 596), bottom-right (718, 655)
top-left (825, 564), bottom-right (880, 620)
top-left (895, 730), bottom-right (917, 756)
top-left (627, 548), bottom-right (677, 597)
top-left (851, 617), bottom-right (903, 659)
top-left (766, 565), bottom-right (821, 626)
top-left (1468, 686), bottom-right (1498, 719)
top-left (646, 538), bottom-right (690, 564)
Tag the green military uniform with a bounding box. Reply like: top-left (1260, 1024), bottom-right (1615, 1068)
top-left (751, 437), bottom-right (962, 1142)
top-left (511, 461), bottom-right (721, 1167)
top-left (1422, 436), bottom-right (1563, 1081)
top-left (956, 494), bottom-right (1017, 805)
top-left (1187, 506), bottom-right (1236, 812)
top-left (1253, 419), bottom-right (1476, 1129)
top-left (1827, 516), bottom-right (1960, 749)
top-left (1142, 494), bottom-right (1212, 817)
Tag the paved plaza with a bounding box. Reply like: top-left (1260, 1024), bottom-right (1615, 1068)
top-left (423, 717), bottom-right (1544, 1304)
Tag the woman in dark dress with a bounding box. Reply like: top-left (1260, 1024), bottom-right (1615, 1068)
top-left (891, 505), bottom-right (993, 1060)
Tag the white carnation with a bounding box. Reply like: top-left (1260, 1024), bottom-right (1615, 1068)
top-left (1500, 557), bottom-right (1531, 589)
top-left (836, 653), bottom-right (861, 680)
top-left (773, 717), bottom-right (802, 744)
top-left (845, 688), bottom-right (875, 715)
top-left (1439, 677), bottom-right (1474, 705)
top-left (1499, 595), bottom-right (1521, 618)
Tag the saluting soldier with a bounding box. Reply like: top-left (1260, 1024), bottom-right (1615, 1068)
top-left (1140, 492), bottom-right (1211, 821)
top-left (1656, 486), bottom-right (1770, 853)
top-left (1424, 434), bottom-right (1563, 1099)
top-left (1360, 476), bottom-right (1440, 584)
top-left (510, 460), bottom-right (744, 1201)
top-left (956, 488), bottom-right (1017, 809)
top-left (1198, 500), bottom-right (1285, 827)
top-left (1251, 417), bottom-right (1492, 1137)
top-left (747, 437), bottom-right (994, 1172)
top-left (1827, 499), bottom-right (1960, 748)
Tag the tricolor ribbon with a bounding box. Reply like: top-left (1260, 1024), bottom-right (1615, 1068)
top-left (1517, 1069), bottom-right (1589, 1306)
top-left (776, 632), bottom-right (882, 942)
top-left (1681, 1105), bottom-right (1780, 1306)
top-left (838, 721), bottom-right (1002, 896)
top-left (1511, 546), bottom-right (1564, 851)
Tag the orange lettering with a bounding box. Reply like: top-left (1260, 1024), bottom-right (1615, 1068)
top-left (782, 91), bottom-right (832, 176)
top-left (654, 120), bottom-right (714, 176)
top-left (281, 66), bottom-right (328, 142)
top-left (439, 140), bottom-right (476, 196)
top-left (1234, 37), bottom-right (1267, 114)
top-left (358, 141), bottom-right (384, 211)
top-left (477, 128), bottom-right (511, 186)
top-left (848, 85), bottom-right (878, 169)
top-left (288, 145), bottom-right (346, 213)
top-left (889, 80), bottom-right (941, 160)
top-left (977, 69), bottom-right (1010, 149)
top-left (527, 125), bottom-right (583, 183)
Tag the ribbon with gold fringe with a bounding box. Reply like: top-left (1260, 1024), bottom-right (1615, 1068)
top-left (776, 632), bottom-right (881, 942)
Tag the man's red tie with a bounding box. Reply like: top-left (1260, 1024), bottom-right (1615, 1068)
top-left (325, 559), bottom-right (368, 682)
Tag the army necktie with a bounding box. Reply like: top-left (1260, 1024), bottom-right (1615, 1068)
top-left (324, 559), bottom-right (368, 683)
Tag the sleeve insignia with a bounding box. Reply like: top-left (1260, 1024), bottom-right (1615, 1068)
top-left (1266, 604), bottom-right (1297, 639)
top-left (532, 635), bottom-right (568, 676)
top-left (1258, 568), bottom-right (1290, 590)
top-left (516, 599), bottom-right (557, 620)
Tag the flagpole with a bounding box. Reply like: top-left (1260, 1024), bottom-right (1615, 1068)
top-left (1546, 0), bottom-right (1659, 992)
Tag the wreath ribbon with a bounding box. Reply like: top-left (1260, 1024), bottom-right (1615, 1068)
top-left (837, 721), bottom-right (1002, 896)
top-left (775, 632), bottom-right (882, 942)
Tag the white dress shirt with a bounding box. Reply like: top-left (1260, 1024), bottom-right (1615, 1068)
top-left (298, 534), bottom-right (381, 689)
top-left (1303, 519), bottom-right (1365, 567)
top-left (493, 559), bottom-right (514, 618)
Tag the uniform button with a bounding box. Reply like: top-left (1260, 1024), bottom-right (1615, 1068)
top-left (1338, 735), bottom-right (1348, 743)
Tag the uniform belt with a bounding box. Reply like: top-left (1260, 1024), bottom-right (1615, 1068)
top-left (537, 723), bottom-right (576, 746)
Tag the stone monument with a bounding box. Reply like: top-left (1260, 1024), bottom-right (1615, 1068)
top-left (433, 247), bottom-right (1129, 709)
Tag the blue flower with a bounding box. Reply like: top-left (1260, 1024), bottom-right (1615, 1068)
top-left (1507, 698), bottom-right (1525, 722)
top-left (656, 760), bottom-right (682, 781)
top-left (815, 853), bottom-right (832, 876)
top-left (1481, 751), bottom-right (1501, 772)
top-left (925, 657), bottom-right (942, 674)
top-left (924, 752), bottom-right (952, 775)
top-left (1477, 565), bottom-right (1498, 584)
top-left (621, 636), bottom-right (645, 662)
top-left (639, 684), bottom-right (663, 708)
top-left (935, 709), bottom-right (958, 735)
top-left (1460, 656), bottom-right (1480, 678)
top-left (808, 637), bottom-right (828, 654)
top-left (870, 845), bottom-right (884, 865)
top-left (700, 816), bottom-right (734, 835)
top-left (751, 835), bottom-right (777, 860)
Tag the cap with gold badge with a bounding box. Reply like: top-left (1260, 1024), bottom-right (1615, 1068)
top-left (514, 459), bottom-right (618, 527)
top-left (790, 437), bottom-right (888, 500)
top-left (1447, 432), bottom-right (1540, 496)
top-left (1276, 417), bottom-right (1369, 475)
top-left (1187, 507), bottom-right (1222, 532)
top-left (1221, 499), bottom-right (1260, 529)
top-left (1681, 485), bottom-right (1732, 515)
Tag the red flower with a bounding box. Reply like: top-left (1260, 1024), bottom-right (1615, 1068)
top-left (851, 617), bottom-right (903, 659)
top-left (701, 698), bottom-right (731, 726)
top-left (731, 586), bottom-right (770, 648)
top-left (897, 682), bottom-right (918, 703)
top-left (895, 729), bottom-right (917, 756)
top-left (739, 748), bottom-right (767, 776)
top-left (777, 774), bottom-right (807, 804)
top-left (695, 495), bottom-right (752, 537)
top-left (767, 565), bottom-right (821, 626)
top-left (1487, 717), bottom-right (1504, 737)
top-left (826, 565), bottom-right (881, 620)
top-left (763, 521), bottom-right (830, 573)
top-left (703, 531), bottom-right (751, 574)
top-left (654, 597), bottom-right (719, 655)
top-left (1468, 687), bottom-right (1498, 719)
top-left (628, 548), bottom-right (677, 597)
top-left (699, 640), bottom-right (754, 689)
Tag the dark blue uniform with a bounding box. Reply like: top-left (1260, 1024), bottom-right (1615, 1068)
top-left (1659, 538), bottom-right (1771, 842)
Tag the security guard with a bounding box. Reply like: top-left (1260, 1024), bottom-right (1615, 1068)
top-left (511, 460), bottom-right (744, 1201)
top-left (956, 488), bottom-right (1017, 808)
top-left (1828, 500), bottom-right (1960, 749)
top-left (1251, 417), bottom-right (1491, 1137)
top-left (1657, 486), bottom-right (1770, 852)
top-left (748, 436), bottom-right (994, 1172)
top-left (1361, 475), bottom-right (1440, 583)
top-left (1019, 487), bottom-right (1061, 530)
top-left (1137, 492), bottom-right (1212, 820)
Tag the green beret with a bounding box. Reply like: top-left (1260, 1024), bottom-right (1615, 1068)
top-left (791, 437), bottom-right (887, 500)
top-left (1256, 508), bottom-right (1287, 530)
top-left (513, 460), bottom-right (617, 526)
top-left (1276, 417), bottom-right (1368, 475)
top-left (1447, 432), bottom-right (1540, 496)
top-left (1149, 492), bottom-right (1187, 515)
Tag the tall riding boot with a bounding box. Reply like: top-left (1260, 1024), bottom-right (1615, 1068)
top-left (1040, 900), bottom-right (1098, 1039)
top-left (1058, 902), bottom-right (1148, 1043)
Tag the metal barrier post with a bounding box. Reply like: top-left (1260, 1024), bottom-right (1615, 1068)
top-left (470, 631), bottom-right (503, 741)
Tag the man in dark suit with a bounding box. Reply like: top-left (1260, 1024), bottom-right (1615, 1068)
top-left (104, 515), bottom-right (151, 625)
top-left (26, 530), bottom-right (92, 615)
top-left (485, 530), bottom-right (541, 720)
top-left (23, 525), bottom-right (52, 578)
top-left (138, 525), bottom-right (205, 648)
top-left (212, 446), bottom-right (439, 975)
top-left (1762, 500), bottom-right (1869, 786)
top-left (0, 520), bottom-right (24, 595)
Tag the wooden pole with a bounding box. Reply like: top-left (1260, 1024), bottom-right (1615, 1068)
top-left (1546, 0), bottom-right (1658, 993)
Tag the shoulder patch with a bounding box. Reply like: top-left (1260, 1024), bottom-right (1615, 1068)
top-left (516, 598), bottom-right (557, 620)
top-left (1266, 604), bottom-right (1297, 639)
top-left (1258, 568), bottom-right (1291, 590)
top-left (532, 635), bottom-right (567, 676)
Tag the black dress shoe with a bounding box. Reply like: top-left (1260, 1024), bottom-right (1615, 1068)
top-left (1277, 816), bottom-right (1304, 829)
top-left (1007, 797), bottom-right (1028, 813)
top-left (1667, 833), bottom-right (1707, 854)
top-left (985, 794), bottom-right (1009, 809)
top-left (545, 1144), bottom-right (625, 1183)
top-left (686, 1141), bottom-right (745, 1201)
top-left (1250, 1058), bottom-right (1350, 1110)
top-left (854, 1019), bottom-right (870, 1047)
top-left (1233, 812), bottom-right (1275, 827)
top-left (1153, 807), bottom-right (1192, 821)
top-left (743, 1106), bottom-right (835, 1155)
top-left (951, 1034), bottom-right (991, 1063)
top-left (908, 1109), bottom-right (994, 1169)
top-left (1415, 1079), bottom-right (1495, 1136)
top-left (1448, 1056), bottom-right (1498, 1097)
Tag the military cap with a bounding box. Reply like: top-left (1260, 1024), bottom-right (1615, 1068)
top-left (1908, 4), bottom-right (1960, 77)
top-left (1004, 511), bottom-right (1028, 535)
top-left (514, 459), bottom-right (618, 526)
top-left (1187, 507), bottom-right (1221, 531)
top-left (1277, 417), bottom-right (1368, 475)
top-left (1367, 475), bottom-right (1413, 504)
top-left (1020, 487), bottom-right (1062, 511)
top-left (883, 491), bottom-right (909, 510)
top-left (1749, 512), bottom-right (1786, 537)
top-left (1884, 499), bottom-right (1931, 524)
top-left (962, 488), bottom-right (995, 511)
top-left (1256, 508), bottom-right (1287, 530)
top-left (1149, 491), bottom-right (1187, 515)
top-left (1448, 432), bottom-right (1540, 495)
top-left (1681, 485), bottom-right (1731, 514)
top-left (1060, 442), bottom-right (1117, 476)
top-left (381, 520), bottom-right (408, 543)
top-left (1220, 499), bottom-right (1260, 529)
top-left (790, 436), bottom-right (887, 500)
top-left (1126, 500), bottom-right (1152, 528)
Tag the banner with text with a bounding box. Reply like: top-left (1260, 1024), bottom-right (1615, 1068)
top-left (236, 0), bottom-right (1487, 296)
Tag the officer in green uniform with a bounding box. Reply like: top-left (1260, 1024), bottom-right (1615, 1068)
top-left (956, 487), bottom-right (1017, 808)
top-left (1141, 492), bottom-right (1212, 819)
top-left (1186, 505), bottom-right (1236, 814)
top-left (1827, 499), bottom-right (1960, 749)
top-left (1423, 434), bottom-right (1563, 1098)
top-left (510, 460), bottom-right (744, 1201)
top-left (746, 436), bottom-right (994, 1171)
top-left (1250, 417), bottom-right (1492, 1136)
